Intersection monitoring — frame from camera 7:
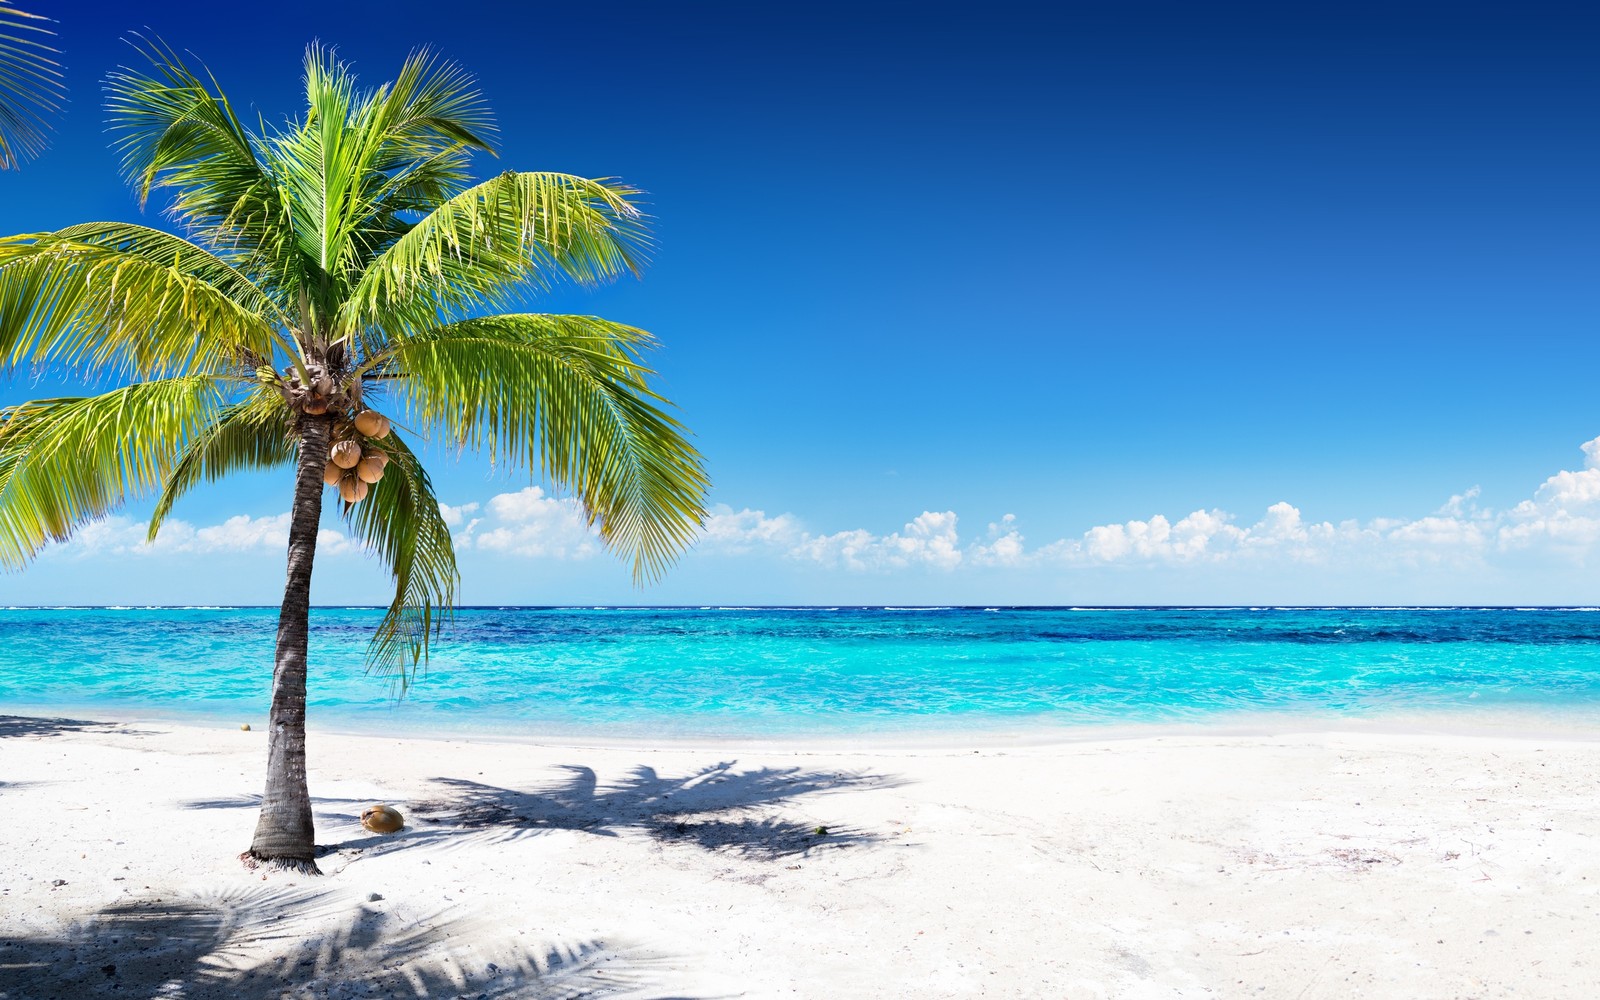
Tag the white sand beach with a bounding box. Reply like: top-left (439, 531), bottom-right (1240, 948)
top-left (2, 715), bottom-right (1597, 998)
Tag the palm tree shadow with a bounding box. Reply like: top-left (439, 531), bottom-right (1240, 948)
top-left (0, 714), bottom-right (157, 740)
top-left (412, 760), bottom-right (906, 859)
top-left (177, 762), bottom-right (907, 865)
top-left (0, 885), bottom-right (709, 999)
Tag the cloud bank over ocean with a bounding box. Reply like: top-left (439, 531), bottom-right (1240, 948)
top-left (694, 435), bottom-right (1600, 574)
top-left (23, 436), bottom-right (1600, 604)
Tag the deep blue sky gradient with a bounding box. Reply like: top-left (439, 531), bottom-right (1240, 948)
top-left (2, 1), bottom-right (1597, 603)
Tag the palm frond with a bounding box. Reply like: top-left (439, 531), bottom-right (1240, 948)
top-left (262, 47), bottom-right (493, 325)
top-left (340, 173), bottom-right (652, 339)
top-left (340, 433), bottom-right (457, 686)
top-left (106, 35), bottom-right (260, 208)
top-left (104, 36), bottom-right (298, 297)
top-left (148, 386), bottom-right (294, 540)
top-left (386, 314), bottom-right (706, 581)
top-left (52, 222), bottom-right (291, 329)
top-left (288, 44), bottom-right (363, 278)
top-left (366, 47), bottom-right (495, 165)
top-left (0, 1), bottom-right (63, 169)
top-left (0, 377), bottom-right (225, 568)
top-left (336, 49), bottom-right (492, 280)
top-left (0, 231), bottom-right (290, 377)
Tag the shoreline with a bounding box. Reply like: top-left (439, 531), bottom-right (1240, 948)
top-left (4, 703), bottom-right (1598, 753)
top-left (4, 711), bottom-right (1598, 996)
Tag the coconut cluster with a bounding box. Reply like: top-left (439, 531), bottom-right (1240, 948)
top-left (322, 409), bottom-right (393, 503)
top-left (268, 363), bottom-right (395, 505)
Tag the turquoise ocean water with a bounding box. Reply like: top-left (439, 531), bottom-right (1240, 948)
top-left (3, 606), bottom-right (1600, 739)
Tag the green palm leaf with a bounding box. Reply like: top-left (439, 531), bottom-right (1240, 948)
top-left (340, 433), bottom-right (458, 686)
top-left (385, 314), bottom-right (707, 581)
top-left (0, 376), bottom-right (226, 568)
top-left (342, 172), bottom-right (651, 339)
top-left (104, 37), bottom-right (298, 300)
top-left (0, 1), bottom-right (63, 170)
top-left (147, 386), bottom-right (296, 540)
top-left (0, 231), bottom-right (291, 377)
top-left (52, 222), bottom-right (291, 327)
top-left (365, 47), bottom-right (495, 162)
top-left (105, 35), bottom-right (266, 212)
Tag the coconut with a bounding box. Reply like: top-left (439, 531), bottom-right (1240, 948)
top-left (329, 439), bottom-right (362, 469)
top-left (355, 456), bottom-right (386, 484)
top-left (361, 804), bottom-right (404, 834)
top-left (353, 409), bottom-right (391, 438)
top-left (365, 449), bottom-right (389, 469)
top-left (338, 475), bottom-right (369, 504)
top-left (302, 396), bottom-right (329, 415)
top-left (323, 461), bottom-right (343, 486)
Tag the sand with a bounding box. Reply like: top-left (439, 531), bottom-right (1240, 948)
top-left (1, 714), bottom-right (1597, 998)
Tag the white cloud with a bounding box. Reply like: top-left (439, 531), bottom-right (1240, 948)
top-left (1436, 486), bottom-right (1482, 518)
top-left (698, 504), bottom-right (804, 553)
top-left (50, 512), bottom-right (358, 559)
top-left (467, 486), bottom-right (599, 560)
top-left (1498, 502), bottom-right (1600, 553)
top-left (674, 434), bottom-right (1600, 577)
top-left (794, 510), bottom-right (963, 571)
top-left (195, 513), bottom-right (291, 552)
top-left (1534, 468), bottom-right (1600, 509)
top-left (1019, 436), bottom-right (1600, 571)
top-left (971, 514), bottom-right (1026, 567)
top-left (438, 501), bottom-right (480, 529)
top-left (1062, 508), bottom-right (1247, 563)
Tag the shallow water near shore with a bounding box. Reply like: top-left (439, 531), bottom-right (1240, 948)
top-left (3, 606), bottom-right (1600, 740)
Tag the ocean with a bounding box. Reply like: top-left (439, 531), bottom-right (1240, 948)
top-left (3, 606), bottom-right (1599, 739)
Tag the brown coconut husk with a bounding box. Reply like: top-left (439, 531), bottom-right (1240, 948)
top-left (338, 475), bottom-right (370, 503)
top-left (302, 396), bottom-right (329, 415)
top-left (329, 440), bottom-right (362, 469)
top-left (323, 462), bottom-right (343, 486)
top-left (360, 804), bottom-right (404, 834)
top-left (353, 410), bottom-right (391, 438)
top-left (355, 456), bottom-right (386, 484)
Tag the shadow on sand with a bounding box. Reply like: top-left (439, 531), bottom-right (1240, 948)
top-left (0, 884), bottom-right (707, 999)
top-left (183, 759), bottom-right (905, 862)
top-left (409, 759), bottom-right (906, 859)
top-left (0, 715), bottom-right (149, 740)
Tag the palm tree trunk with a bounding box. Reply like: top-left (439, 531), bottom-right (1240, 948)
top-left (247, 413), bottom-right (330, 873)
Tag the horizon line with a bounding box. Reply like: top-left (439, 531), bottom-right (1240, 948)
top-left (5, 604), bottom-right (1600, 612)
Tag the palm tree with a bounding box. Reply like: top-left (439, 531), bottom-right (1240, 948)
top-left (0, 0), bottom-right (65, 168)
top-left (0, 41), bottom-right (708, 872)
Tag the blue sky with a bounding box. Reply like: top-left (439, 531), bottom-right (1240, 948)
top-left (3, 0), bottom-right (1599, 605)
